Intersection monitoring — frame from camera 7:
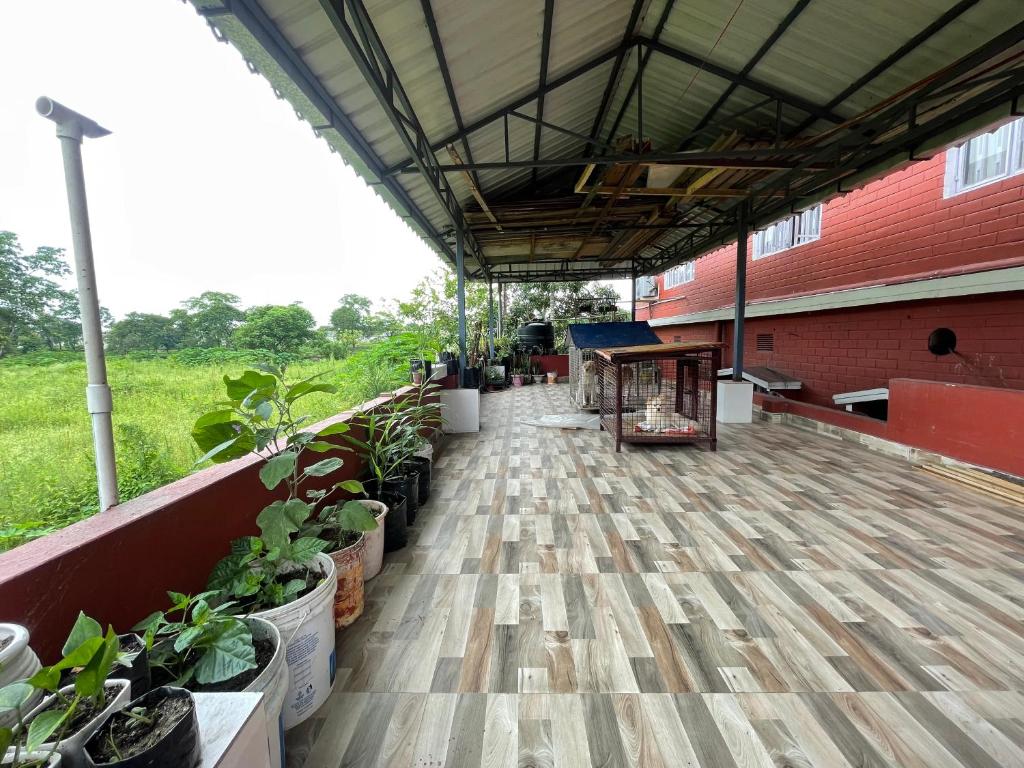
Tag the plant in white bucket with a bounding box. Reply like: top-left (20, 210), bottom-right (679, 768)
top-left (191, 368), bottom-right (368, 730)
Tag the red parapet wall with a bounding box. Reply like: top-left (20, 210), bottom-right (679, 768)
top-left (531, 354), bottom-right (569, 377)
top-left (888, 378), bottom-right (1024, 476)
top-left (757, 378), bottom-right (1023, 477)
top-left (0, 387), bottom-right (431, 662)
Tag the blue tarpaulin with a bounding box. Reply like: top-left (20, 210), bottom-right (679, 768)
top-left (566, 321), bottom-right (662, 349)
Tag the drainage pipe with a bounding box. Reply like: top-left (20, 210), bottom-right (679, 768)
top-left (36, 97), bottom-right (118, 511)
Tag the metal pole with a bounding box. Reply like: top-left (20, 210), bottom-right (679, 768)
top-left (732, 201), bottom-right (749, 382)
top-left (455, 226), bottom-right (468, 386)
top-left (487, 280), bottom-right (495, 359)
top-left (36, 97), bottom-right (118, 510)
top-left (630, 275), bottom-right (637, 321)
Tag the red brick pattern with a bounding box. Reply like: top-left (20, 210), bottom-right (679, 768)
top-left (638, 149), bottom-right (1024, 406)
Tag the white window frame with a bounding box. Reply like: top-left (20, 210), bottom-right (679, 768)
top-left (662, 261), bottom-right (695, 289)
top-left (944, 117), bottom-right (1024, 198)
top-left (752, 204), bottom-right (822, 259)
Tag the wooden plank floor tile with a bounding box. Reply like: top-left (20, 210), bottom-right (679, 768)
top-left (288, 385), bottom-right (1024, 767)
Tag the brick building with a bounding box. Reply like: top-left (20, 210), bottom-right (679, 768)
top-left (636, 117), bottom-right (1024, 412)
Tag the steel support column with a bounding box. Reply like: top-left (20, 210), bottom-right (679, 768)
top-left (456, 227), bottom-right (468, 385)
top-left (487, 280), bottom-right (495, 359)
top-left (630, 276), bottom-right (637, 321)
top-left (732, 202), bottom-right (749, 382)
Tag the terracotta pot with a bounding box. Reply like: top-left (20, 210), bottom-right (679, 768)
top-left (412, 371), bottom-right (423, 385)
top-left (512, 374), bottom-right (524, 387)
top-left (328, 534), bottom-right (366, 629)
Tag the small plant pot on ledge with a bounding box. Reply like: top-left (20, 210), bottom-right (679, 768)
top-left (18, 680), bottom-right (131, 768)
top-left (251, 553), bottom-right (336, 730)
top-left (327, 532), bottom-right (366, 629)
top-left (357, 500), bottom-right (389, 580)
top-left (83, 686), bottom-right (200, 768)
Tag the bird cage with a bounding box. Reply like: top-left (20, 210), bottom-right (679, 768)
top-left (595, 341), bottom-right (723, 452)
top-left (566, 322), bottom-right (663, 410)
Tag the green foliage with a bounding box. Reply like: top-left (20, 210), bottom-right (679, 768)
top-left (0, 231), bottom-right (106, 358)
top-left (336, 331), bottom-right (427, 403)
top-left (106, 313), bottom-right (182, 354)
top-left (194, 367), bottom-right (361, 610)
top-left (176, 292), bottom-right (245, 348)
top-left (134, 591), bottom-right (256, 687)
top-left (233, 304), bottom-right (316, 355)
top-left (505, 281), bottom-right (624, 353)
top-left (329, 294), bottom-right (372, 335)
top-left (397, 268), bottom-right (489, 361)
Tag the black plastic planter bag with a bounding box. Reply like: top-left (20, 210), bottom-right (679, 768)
top-left (118, 634), bottom-right (151, 699)
top-left (84, 686), bottom-right (200, 768)
top-left (381, 493), bottom-right (408, 551)
top-left (404, 471), bottom-right (420, 525)
top-left (407, 456), bottom-right (431, 503)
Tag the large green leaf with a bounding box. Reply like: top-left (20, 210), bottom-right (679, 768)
top-left (259, 452), bottom-right (297, 490)
top-left (26, 708), bottom-right (68, 752)
top-left (193, 621), bottom-right (256, 685)
top-left (304, 457), bottom-right (344, 477)
top-left (62, 611), bottom-right (102, 657)
top-left (0, 683), bottom-right (33, 713)
top-left (286, 381), bottom-right (338, 403)
top-left (336, 501), bottom-right (378, 532)
top-left (335, 479), bottom-right (365, 495)
top-left (316, 422), bottom-right (351, 437)
top-left (0, 726), bottom-right (12, 756)
top-left (75, 627), bottom-right (119, 699)
top-left (256, 499), bottom-right (311, 550)
top-left (224, 370), bottom-right (277, 401)
top-left (191, 416), bottom-right (255, 465)
top-left (288, 537), bottom-right (330, 563)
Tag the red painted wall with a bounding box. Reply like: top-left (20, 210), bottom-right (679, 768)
top-left (655, 293), bottom-right (1024, 407)
top-left (641, 150), bottom-right (1024, 318)
top-left (531, 354), bottom-right (570, 377)
top-left (0, 388), bottom-right (434, 662)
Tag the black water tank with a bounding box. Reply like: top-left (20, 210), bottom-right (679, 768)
top-left (517, 320), bottom-right (554, 353)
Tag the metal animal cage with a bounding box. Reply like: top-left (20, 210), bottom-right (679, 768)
top-left (595, 342), bottom-right (723, 452)
top-left (567, 322), bottom-right (662, 410)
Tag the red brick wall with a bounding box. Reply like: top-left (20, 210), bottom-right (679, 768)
top-left (654, 293), bottom-right (1024, 407)
top-left (642, 150), bottom-right (1024, 319)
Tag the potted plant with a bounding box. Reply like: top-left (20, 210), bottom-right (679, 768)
top-left (511, 371), bottom-right (524, 387)
top-left (484, 366), bottom-right (504, 392)
top-left (191, 367), bottom-right (358, 729)
top-left (531, 362), bottom-right (543, 384)
top-left (350, 499), bottom-right (388, 580)
top-left (82, 687), bottom-right (199, 768)
top-left (14, 614), bottom-right (130, 768)
top-left (133, 592), bottom-right (286, 768)
top-left (309, 498), bottom-right (378, 628)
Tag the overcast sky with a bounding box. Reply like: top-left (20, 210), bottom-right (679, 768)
top-left (0, 0), bottom-right (445, 325)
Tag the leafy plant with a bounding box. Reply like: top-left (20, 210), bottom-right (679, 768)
top-left (133, 591), bottom-right (256, 688)
top-left (191, 367), bottom-right (363, 610)
top-left (11, 613), bottom-right (121, 755)
top-left (0, 681), bottom-right (45, 767)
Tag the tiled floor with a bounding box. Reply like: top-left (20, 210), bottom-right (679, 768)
top-left (287, 383), bottom-right (1024, 768)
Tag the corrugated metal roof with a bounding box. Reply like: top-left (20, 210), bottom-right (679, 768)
top-left (186, 0), bottom-right (1024, 282)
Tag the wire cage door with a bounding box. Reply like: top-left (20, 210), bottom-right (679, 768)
top-left (569, 346), bottom-right (599, 410)
top-left (597, 347), bottom-right (719, 452)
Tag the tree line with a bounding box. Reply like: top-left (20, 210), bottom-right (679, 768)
top-left (2, 229), bottom-right (624, 361)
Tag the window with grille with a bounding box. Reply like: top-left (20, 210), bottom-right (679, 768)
top-left (944, 117), bottom-right (1024, 197)
top-left (752, 204), bottom-right (822, 259)
top-left (663, 261), bottom-right (695, 289)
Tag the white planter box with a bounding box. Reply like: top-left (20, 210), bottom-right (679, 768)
top-left (195, 691), bottom-right (270, 768)
top-left (440, 389), bottom-right (480, 433)
top-left (717, 380), bottom-right (754, 423)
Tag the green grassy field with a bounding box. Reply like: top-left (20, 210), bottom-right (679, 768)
top-left (0, 356), bottom-right (356, 549)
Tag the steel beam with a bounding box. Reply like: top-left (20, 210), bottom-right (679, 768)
top-left (732, 201), bottom-right (748, 381)
top-left (678, 0), bottom-right (811, 151)
top-left (531, 0), bottom-right (556, 187)
top-left (588, 0), bottom-right (648, 154)
top-left (319, 0), bottom-right (480, 271)
top-left (456, 227), bottom-right (468, 381)
top-left (640, 37), bottom-right (845, 124)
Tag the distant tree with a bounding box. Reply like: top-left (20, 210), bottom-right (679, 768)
top-left (106, 312), bottom-right (182, 353)
top-left (398, 267), bottom-right (488, 360)
top-left (233, 304), bottom-right (316, 354)
top-left (329, 294), bottom-right (372, 336)
top-left (505, 281), bottom-right (624, 351)
top-left (177, 291), bottom-right (244, 347)
top-left (0, 231), bottom-right (94, 356)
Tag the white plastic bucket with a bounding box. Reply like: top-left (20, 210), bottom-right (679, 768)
top-left (245, 617), bottom-right (288, 768)
top-left (252, 553), bottom-right (337, 730)
top-left (358, 500), bottom-right (388, 581)
top-left (13, 679), bottom-right (130, 768)
top-left (0, 623), bottom-right (42, 730)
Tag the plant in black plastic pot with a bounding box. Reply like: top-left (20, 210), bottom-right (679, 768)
top-left (83, 687), bottom-right (199, 768)
top-left (190, 367), bottom-right (361, 730)
top-left (13, 614), bottom-right (130, 768)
